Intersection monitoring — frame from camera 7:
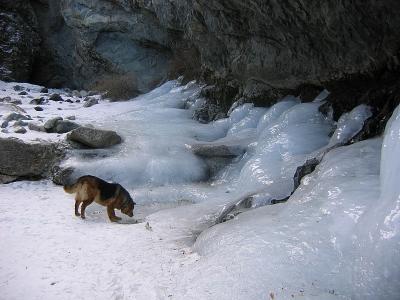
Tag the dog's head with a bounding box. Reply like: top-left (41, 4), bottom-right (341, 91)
top-left (120, 188), bottom-right (136, 217)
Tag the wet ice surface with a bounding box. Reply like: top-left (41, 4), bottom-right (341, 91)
top-left (0, 80), bottom-right (399, 299)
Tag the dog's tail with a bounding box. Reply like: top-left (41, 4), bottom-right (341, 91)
top-left (63, 182), bottom-right (79, 194)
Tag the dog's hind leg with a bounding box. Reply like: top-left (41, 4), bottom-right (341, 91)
top-left (80, 200), bottom-right (93, 219)
top-left (107, 205), bottom-right (121, 222)
top-left (74, 200), bottom-right (82, 216)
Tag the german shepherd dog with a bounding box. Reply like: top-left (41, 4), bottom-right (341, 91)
top-left (64, 175), bottom-right (136, 222)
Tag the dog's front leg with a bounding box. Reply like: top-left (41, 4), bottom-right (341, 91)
top-left (107, 205), bottom-right (121, 222)
top-left (80, 200), bottom-right (93, 219)
top-left (75, 200), bottom-right (81, 216)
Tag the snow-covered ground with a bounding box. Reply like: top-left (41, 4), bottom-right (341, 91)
top-left (0, 79), bottom-right (399, 299)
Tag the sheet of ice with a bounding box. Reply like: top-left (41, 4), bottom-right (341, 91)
top-left (234, 102), bottom-right (334, 198)
top-left (178, 138), bottom-right (383, 300)
top-left (256, 96), bottom-right (299, 135)
top-left (327, 104), bottom-right (372, 147)
top-left (64, 81), bottom-right (229, 188)
top-left (312, 89), bottom-right (330, 102)
top-left (148, 101), bottom-right (335, 244)
top-left (351, 105), bottom-right (400, 298)
top-left (227, 107), bottom-right (267, 136)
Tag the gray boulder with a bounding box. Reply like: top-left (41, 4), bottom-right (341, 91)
top-left (28, 122), bottom-right (46, 132)
top-left (72, 90), bottom-right (81, 98)
top-left (13, 120), bottom-right (28, 127)
top-left (14, 126), bottom-right (27, 134)
top-left (43, 117), bottom-right (79, 133)
top-left (5, 112), bottom-right (31, 122)
top-left (54, 120), bottom-right (80, 134)
top-left (67, 127), bottom-right (122, 148)
top-left (0, 103), bottom-right (26, 114)
top-left (44, 117), bottom-right (63, 131)
top-left (0, 174), bottom-right (18, 184)
top-left (190, 144), bottom-right (240, 158)
top-left (51, 166), bottom-right (75, 186)
top-left (49, 93), bottom-right (63, 101)
top-left (83, 98), bottom-right (98, 108)
top-left (10, 99), bottom-right (22, 105)
top-left (189, 132), bottom-right (256, 158)
top-left (80, 90), bottom-right (88, 97)
top-left (0, 137), bottom-right (63, 178)
top-left (0, 96), bottom-right (11, 102)
top-left (30, 97), bottom-right (45, 105)
top-left (13, 85), bottom-right (24, 91)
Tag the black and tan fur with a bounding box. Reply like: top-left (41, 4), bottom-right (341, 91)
top-left (64, 175), bottom-right (136, 222)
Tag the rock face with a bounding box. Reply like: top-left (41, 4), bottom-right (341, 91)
top-left (0, 0), bottom-right (40, 81)
top-left (67, 127), bottom-right (122, 148)
top-left (30, 0), bottom-right (175, 90)
top-left (0, 137), bottom-right (62, 178)
top-left (1, 0), bottom-right (399, 119)
top-left (24, 0), bottom-right (400, 94)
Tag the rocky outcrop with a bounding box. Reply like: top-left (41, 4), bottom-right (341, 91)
top-left (0, 0), bottom-right (40, 81)
top-left (26, 1), bottom-right (400, 93)
top-left (0, 137), bottom-right (63, 179)
top-left (67, 126), bottom-right (122, 148)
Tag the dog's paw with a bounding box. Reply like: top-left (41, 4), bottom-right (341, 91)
top-left (75, 212), bottom-right (80, 217)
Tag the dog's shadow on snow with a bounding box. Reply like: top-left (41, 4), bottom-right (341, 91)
top-left (84, 205), bottom-right (144, 225)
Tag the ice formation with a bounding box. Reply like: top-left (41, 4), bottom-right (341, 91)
top-left (0, 79), bottom-right (398, 299)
